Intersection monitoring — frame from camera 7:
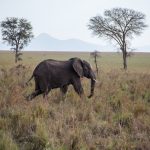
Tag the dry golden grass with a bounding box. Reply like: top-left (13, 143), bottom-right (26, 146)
top-left (0, 60), bottom-right (150, 149)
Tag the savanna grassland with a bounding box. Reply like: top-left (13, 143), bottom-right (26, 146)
top-left (0, 51), bottom-right (150, 150)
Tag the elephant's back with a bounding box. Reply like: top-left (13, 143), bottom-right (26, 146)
top-left (33, 59), bottom-right (71, 76)
top-left (46, 59), bottom-right (70, 68)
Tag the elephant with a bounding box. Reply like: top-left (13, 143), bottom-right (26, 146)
top-left (26, 57), bottom-right (96, 100)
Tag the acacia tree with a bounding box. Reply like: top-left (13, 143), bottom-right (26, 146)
top-left (88, 8), bottom-right (147, 70)
top-left (1, 17), bottom-right (34, 63)
top-left (90, 50), bottom-right (100, 75)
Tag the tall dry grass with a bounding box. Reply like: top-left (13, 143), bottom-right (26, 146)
top-left (0, 65), bottom-right (150, 150)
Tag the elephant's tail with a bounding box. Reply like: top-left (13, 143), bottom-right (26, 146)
top-left (26, 74), bottom-right (34, 86)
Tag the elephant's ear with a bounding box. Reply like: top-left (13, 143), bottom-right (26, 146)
top-left (72, 59), bottom-right (84, 77)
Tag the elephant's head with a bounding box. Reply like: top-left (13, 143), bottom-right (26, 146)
top-left (71, 58), bottom-right (96, 98)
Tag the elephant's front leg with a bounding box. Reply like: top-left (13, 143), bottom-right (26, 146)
top-left (72, 78), bottom-right (84, 97)
top-left (60, 85), bottom-right (68, 101)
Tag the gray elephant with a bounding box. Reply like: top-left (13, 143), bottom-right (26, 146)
top-left (26, 57), bottom-right (96, 100)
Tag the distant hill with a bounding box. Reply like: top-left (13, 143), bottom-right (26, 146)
top-left (0, 33), bottom-right (109, 51)
top-left (26, 33), bottom-right (106, 51)
top-left (0, 33), bottom-right (149, 52)
top-left (0, 33), bottom-right (114, 51)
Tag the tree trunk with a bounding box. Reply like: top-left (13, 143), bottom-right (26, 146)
top-left (122, 34), bottom-right (127, 70)
top-left (15, 50), bottom-right (17, 63)
top-left (94, 55), bottom-right (99, 75)
top-left (15, 44), bottom-right (18, 63)
top-left (123, 52), bottom-right (127, 70)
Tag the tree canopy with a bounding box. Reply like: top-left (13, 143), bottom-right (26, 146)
top-left (1, 17), bottom-right (34, 63)
top-left (88, 8), bottom-right (147, 69)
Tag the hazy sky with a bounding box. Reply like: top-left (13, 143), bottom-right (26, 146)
top-left (0, 0), bottom-right (150, 48)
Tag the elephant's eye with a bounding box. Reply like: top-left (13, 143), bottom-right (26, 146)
top-left (84, 66), bottom-right (90, 74)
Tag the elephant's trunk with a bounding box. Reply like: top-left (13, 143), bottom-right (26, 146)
top-left (88, 76), bottom-right (96, 98)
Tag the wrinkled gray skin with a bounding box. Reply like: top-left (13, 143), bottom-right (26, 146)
top-left (26, 57), bottom-right (96, 100)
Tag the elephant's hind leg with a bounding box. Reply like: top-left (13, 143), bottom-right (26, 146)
top-left (26, 76), bottom-right (42, 101)
top-left (27, 90), bottom-right (42, 101)
top-left (43, 88), bottom-right (50, 101)
top-left (37, 77), bottom-right (50, 101)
